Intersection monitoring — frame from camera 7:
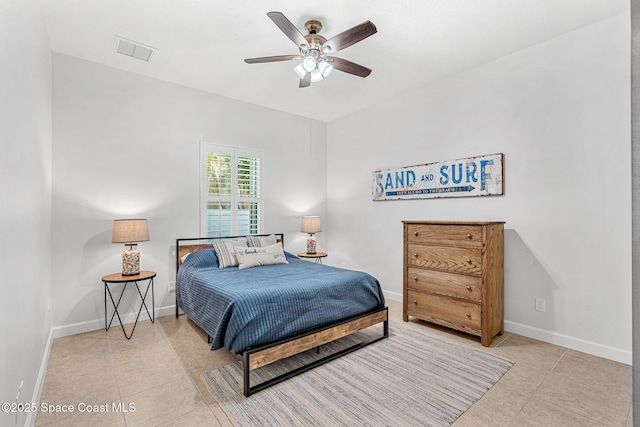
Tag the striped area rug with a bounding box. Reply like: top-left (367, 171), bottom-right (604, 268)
top-left (203, 322), bottom-right (512, 426)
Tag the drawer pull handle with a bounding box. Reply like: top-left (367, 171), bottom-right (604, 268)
top-left (414, 253), bottom-right (418, 257)
top-left (413, 231), bottom-right (419, 236)
top-left (466, 258), bottom-right (472, 264)
top-left (466, 285), bottom-right (472, 291)
top-left (413, 300), bottom-right (418, 305)
top-left (466, 312), bottom-right (471, 318)
top-left (466, 233), bottom-right (472, 239)
top-left (413, 276), bottom-right (418, 281)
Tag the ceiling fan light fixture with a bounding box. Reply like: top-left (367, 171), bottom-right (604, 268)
top-left (310, 69), bottom-right (324, 83)
top-left (294, 63), bottom-right (307, 79)
top-left (317, 60), bottom-right (334, 78)
top-left (302, 56), bottom-right (317, 72)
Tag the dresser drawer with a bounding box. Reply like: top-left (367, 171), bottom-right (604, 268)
top-left (407, 267), bottom-right (481, 302)
top-left (407, 244), bottom-right (482, 276)
top-left (406, 224), bottom-right (483, 248)
top-left (406, 290), bottom-right (481, 335)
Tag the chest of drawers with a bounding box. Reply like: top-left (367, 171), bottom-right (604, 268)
top-left (402, 221), bottom-right (504, 346)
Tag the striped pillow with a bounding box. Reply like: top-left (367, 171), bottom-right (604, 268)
top-left (246, 234), bottom-right (278, 247)
top-left (212, 240), bottom-right (247, 268)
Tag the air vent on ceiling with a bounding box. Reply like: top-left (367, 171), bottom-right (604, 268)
top-left (114, 36), bottom-right (155, 62)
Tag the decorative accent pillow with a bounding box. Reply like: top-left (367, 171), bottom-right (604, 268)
top-left (246, 234), bottom-right (278, 247)
top-left (212, 240), bottom-right (247, 268)
top-left (236, 243), bottom-right (288, 269)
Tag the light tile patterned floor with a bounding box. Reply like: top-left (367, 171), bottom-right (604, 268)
top-left (35, 300), bottom-right (632, 426)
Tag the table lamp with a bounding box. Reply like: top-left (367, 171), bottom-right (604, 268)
top-left (112, 219), bottom-right (149, 275)
top-left (301, 216), bottom-right (322, 254)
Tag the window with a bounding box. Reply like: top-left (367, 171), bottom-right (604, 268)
top-left (201, 143), bottom-right (262, 237)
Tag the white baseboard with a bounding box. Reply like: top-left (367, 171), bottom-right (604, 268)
top-left (505, 320), bottom-right (631, 365)
top-left (50, 305), bottom-right (177, 339)
top-left (383, 289), bottom-right (630, 365)
top-left (25, 328), bottom-right (54, 427)
top-left (383, 290), bottom-right (402, 302)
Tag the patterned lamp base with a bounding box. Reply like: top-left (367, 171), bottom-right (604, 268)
top-left (306, 234), bottom-right (317, 254)
top-left (122, 245), bottom-right (140, 275)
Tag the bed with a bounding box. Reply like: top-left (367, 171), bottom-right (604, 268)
top-left (175, 233), bottom-right (388, 396)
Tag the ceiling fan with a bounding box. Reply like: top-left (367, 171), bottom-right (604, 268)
top-left (244, 11), bottom-right (377, 88)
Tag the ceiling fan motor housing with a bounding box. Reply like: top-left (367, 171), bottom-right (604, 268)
top-left (301, 20), bottom-right (328, 59)
top-left (304, 20), bottom-right (322, 34)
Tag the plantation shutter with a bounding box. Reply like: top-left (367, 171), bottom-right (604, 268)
top-left (201, 143), bottom-right (262, 237)
top-left (236, 148), bottom-right (261, 235)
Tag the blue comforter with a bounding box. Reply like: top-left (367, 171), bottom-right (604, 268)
top-left (177, 249), bottom-right (385, 354)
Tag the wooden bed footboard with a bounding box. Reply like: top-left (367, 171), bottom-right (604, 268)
top-left (242, 306), bottom-right (389, 397)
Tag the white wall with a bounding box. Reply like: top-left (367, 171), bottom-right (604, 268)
top-left (327, 12), bottom-right (631, 363)
top-left (0, 1), bottom-right (53, 425)
top-left (52, 54), bottom-right (327, 331)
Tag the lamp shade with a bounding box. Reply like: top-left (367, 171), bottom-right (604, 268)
top-left (112, 219), bottom-right (150, 244)
top-left (301, 216), bottom-right (322, 234)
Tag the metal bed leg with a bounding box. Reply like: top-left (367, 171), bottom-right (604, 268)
top-left (243, 352), bottom-right (251, 397)
top-left (175, 239), bottom-right (179, 318)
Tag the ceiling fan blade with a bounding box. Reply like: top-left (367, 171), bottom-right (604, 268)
top-left (328, 57), bottom-right (372, 78)
top-left (299, 73), bottom-right (311, 88)
top-left (323, 20), bottom-right (377, 53)
top-left (267, 11), bottom-right (307, 47)
top-left (244, 55), bottom-right (299, 64)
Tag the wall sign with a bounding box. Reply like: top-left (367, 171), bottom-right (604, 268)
top-left (372, 153), bottom-right (504, 201)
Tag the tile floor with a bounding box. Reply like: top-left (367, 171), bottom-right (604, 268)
top-left (35, 300), bottom-right (632, 426)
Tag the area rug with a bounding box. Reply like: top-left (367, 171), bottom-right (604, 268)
top-left (202, 322), bottom-right (513, 427)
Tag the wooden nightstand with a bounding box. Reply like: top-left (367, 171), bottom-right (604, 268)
top-left (103, 270), bottom-right (156, 339)
top-left (297, 252), bottom-right (327, 264)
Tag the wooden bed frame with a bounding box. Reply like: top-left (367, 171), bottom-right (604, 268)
top-left (175, 233), bottom-right (388, 396)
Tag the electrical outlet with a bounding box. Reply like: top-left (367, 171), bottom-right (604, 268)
top-left (168, 281), bottom-right (176, 292)
top-left (535, 298), bottom-right (546, 312)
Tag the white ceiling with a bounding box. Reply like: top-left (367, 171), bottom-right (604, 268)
top-left (40, 0), bottom-right (629, 122)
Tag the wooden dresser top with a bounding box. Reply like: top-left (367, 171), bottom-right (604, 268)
top-left (402, 220), bottom-right (505, 225)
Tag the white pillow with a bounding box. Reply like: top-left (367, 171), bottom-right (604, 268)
top-left (212, 240), bottom-right (247, 268)
top-left (246, 234), bottom-right (278, 247)
top-left (236, 243), bottom-right (288, 269)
